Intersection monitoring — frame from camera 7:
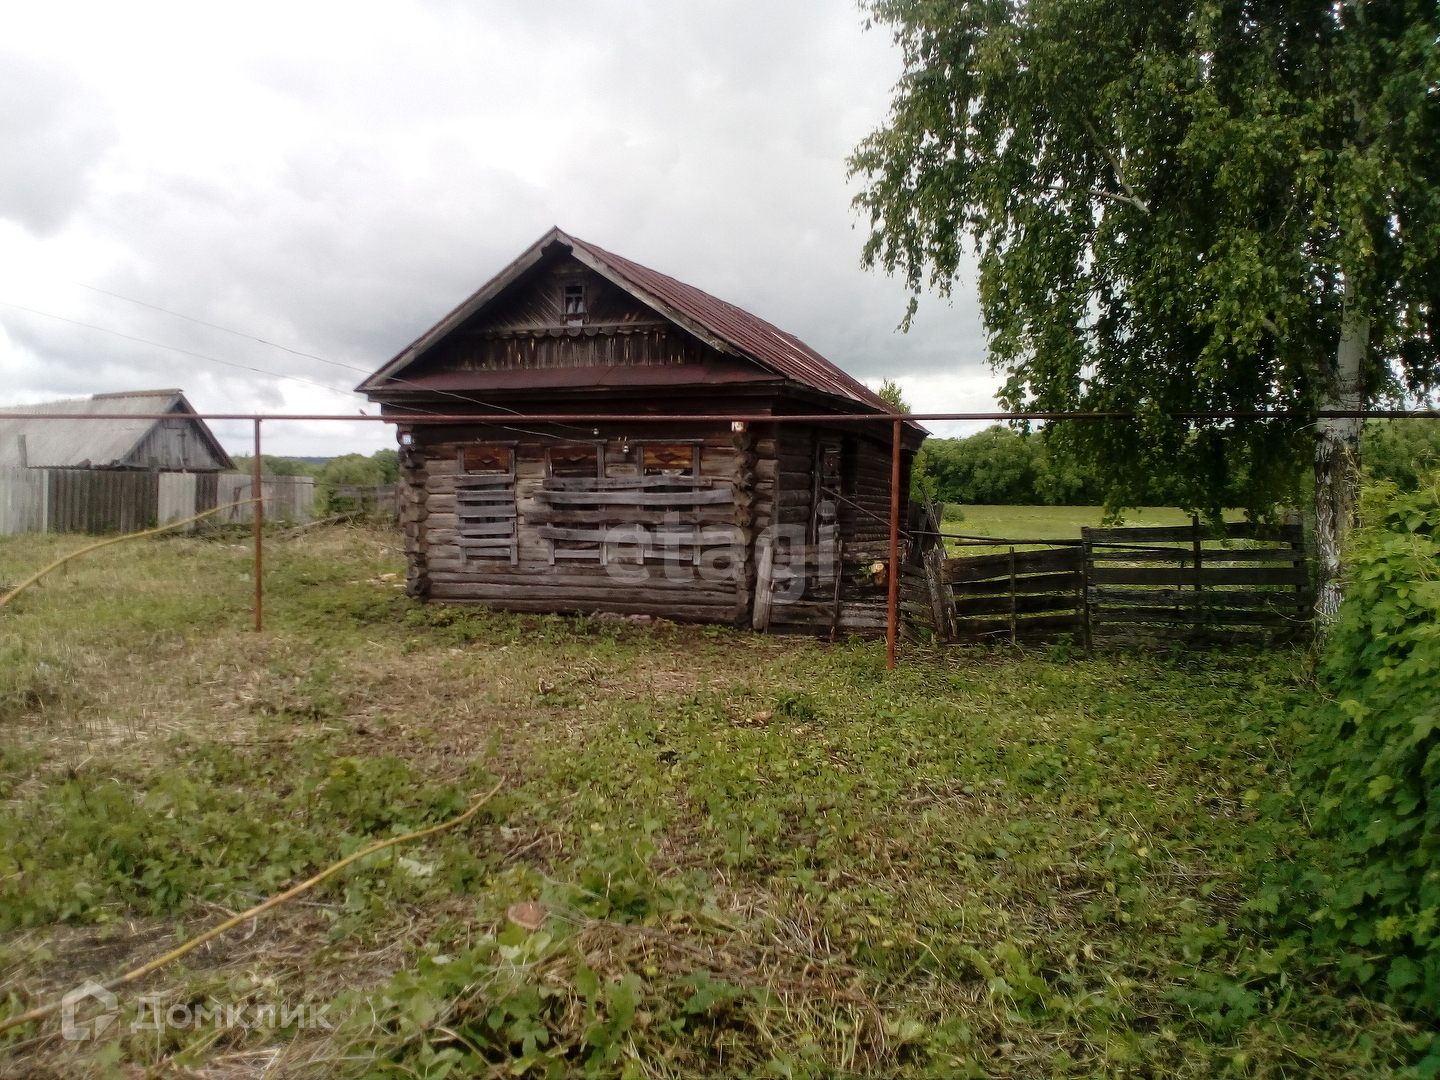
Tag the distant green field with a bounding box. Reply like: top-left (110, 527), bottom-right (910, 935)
top-left (939, 505), bottom-right (1243, 554)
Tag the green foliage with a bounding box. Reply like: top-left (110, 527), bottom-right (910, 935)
top-left (0, 525), bottom-right (1427, 1075)
top-left (228, 454), bottom-right (321, 477)
top-left (318, 450), bottom-right (401, 514)
top-left (1267, 480), bottom-right (1440, 1017)
top-left (1365, 419), bottom-right (1440, 492)
top-left (876, 378), bottom-right (911, 413)
top-left (920, 426), bottom-right (1103, 505)
top-left (850, 0), bottom-right (1440, 521)
top-left (0, 745), bottom-right (485, 930)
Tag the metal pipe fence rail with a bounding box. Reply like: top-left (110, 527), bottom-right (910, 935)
top-left (5, 407), bottom-right (1422, 663)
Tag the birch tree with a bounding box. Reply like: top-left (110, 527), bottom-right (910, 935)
top-left (850, 0), bottom-right (1440, 615)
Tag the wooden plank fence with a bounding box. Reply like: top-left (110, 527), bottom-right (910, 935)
top-left (939, 521), bottom-right (1312, 647)
top-left (1083, 522), bottom-right (1309, 646)
top-left (0, 467), bottom-right (46, 535)
top-left (944, 545), bottom-right (1086, 644)
top-left (0, 470), bottom-right (310, 534)
top-left (214, 475), bottom-right (315, 523)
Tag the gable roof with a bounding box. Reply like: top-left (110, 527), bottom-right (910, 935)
top-left (359, 227), bottom-right (901, 416)
top-left (0, 389), bottom-right (233, 470)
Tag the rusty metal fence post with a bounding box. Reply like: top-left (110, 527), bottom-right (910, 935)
top-left (253, 418), bottom-right (263, 633)
top-left (886, 419), bottom-right (901, 671)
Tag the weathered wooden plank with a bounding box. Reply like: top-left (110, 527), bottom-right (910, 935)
top-left (1089, 567), bottom-right (1310, 587)
top-left (453, 504), bottom-right (517, 519)
top-left (428, 578), bottom-right (734, 600)
top-left (429, 573), bottom-right (734, 597)
top-left (951, 571), bottom-right (1082, 597)
top-left (523, 507), bottom-right (739, 525)
top-left (1084, 522), bottom-right (1304, 544)
top-left (955, 593), bottom-right (1084, 617)
top-left (1092, 626), bottom-right (1307, 647)
top-left (454, 521), bottom-right (516, 536)
top-left (541, 476), bottom-right (716, 490)
top-left (1092, 608), bottom-right (1305, 626)
top-left (533, 524), bottom-right (742, 544)
top-left (1088, 547), bottom-right (1304, 563)
top-left (531, 488), bottom-right (734, 506)
top-left (952, 613), bottom-right (1085, 635)
top-left (1089, 587), bottom-right (1310, 608)
top-left (944, 547), bottom-right (1082, 581)
top-left (428, 593), bottom-right (738, 621)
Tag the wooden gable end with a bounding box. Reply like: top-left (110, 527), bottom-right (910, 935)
top-left (410, 253), bottom-right (728, 376)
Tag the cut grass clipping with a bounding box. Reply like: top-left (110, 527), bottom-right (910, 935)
top-left (0, 521), bottom-right (1428, 1077)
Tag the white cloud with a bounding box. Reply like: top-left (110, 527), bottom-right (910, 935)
top-left (0, 0), bottom-right (989, 458)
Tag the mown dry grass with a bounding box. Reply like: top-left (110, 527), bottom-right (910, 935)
top-left (0, 524), bottom-right (1425, 1079)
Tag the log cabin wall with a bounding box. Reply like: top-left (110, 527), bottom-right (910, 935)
top-left (756, 426), bottom-right (915, 636)
top-left (399, 422), bottom-right (758, 624)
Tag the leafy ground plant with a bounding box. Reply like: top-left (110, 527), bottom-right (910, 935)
top-left (0, 523), bottom-right (1426, 1077)
top-left (1258, 480), bottom-right (1440, 1052)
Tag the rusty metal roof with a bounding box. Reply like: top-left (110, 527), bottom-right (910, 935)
top-left (361, 228), bottom-right (912, 422)
top-left (564, 236), bottom-right (895, 413)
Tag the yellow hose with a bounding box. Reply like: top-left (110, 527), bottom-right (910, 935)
top-left (0, 781), bottom-right (502, 1036)
top-left (0, 497), bottom-right (259, 610)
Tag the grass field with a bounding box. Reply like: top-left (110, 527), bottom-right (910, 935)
top-left (947, 506), bottom-right (1216, 540)
top-left (941, 506), bottom-right (1251, 557)
top-left (0, 524), bottom-right (1421, 1078)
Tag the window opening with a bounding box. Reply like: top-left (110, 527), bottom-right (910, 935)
top-left (548, 444), bottom-right (601, 478)
top-left (641, 444), bottom-right (698, 476)
top-left (811, 442), bottom-right (842, 551)
top-left (463, 444), bottom-right (513, 474)
top-left (454, 443), bottom-right (517, 566)
top-left (562, 284), bottom-right (585, 323)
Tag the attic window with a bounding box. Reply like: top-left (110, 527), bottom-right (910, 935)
top-left (562, 284), bottom-right (586, 322)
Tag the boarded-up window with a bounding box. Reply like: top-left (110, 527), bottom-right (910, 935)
top-left (549, 445), bottom-right (601, 478)
top-left (454, 443), bottom-right (517, 566)
top-left (641, 444), bottom-right (697, 476)
top-left (820, 446), bottom-right (841, 490)
top-left (811, 443), bottom-right (842, 550)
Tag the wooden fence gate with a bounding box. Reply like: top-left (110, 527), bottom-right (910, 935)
top-left (940, 520), bottom-right (1311, 647)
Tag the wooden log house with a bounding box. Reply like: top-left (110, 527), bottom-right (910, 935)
top-left (358, 228), bottom-right (927, 632)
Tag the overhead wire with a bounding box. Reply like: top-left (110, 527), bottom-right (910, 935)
top-left (66, 280), bottom-right (595, 438)
top-left (0, 300), bottom-right (365, 404)
top-left (0, 294), bottom-right (584, 442)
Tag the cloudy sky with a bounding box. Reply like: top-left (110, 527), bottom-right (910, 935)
top-left (0, 0), bottom-right (993, 458)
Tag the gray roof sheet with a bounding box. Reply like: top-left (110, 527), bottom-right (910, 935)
top-left (0, 390), bottom-right (231, 469)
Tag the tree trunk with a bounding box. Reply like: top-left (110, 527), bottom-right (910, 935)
top-left (1314, 296), bottom-right (1367, 621)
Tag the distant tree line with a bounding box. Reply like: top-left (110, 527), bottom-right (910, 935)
top-left (228, 449), bottom-right (400, 513)
top-left (913, 421), bottom-right (1440, 506)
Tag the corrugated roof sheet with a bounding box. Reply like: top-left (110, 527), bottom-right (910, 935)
top-left (0, 390), bottom-right (231, 469)
top-left (564, 236), bottom-right (896, 413)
